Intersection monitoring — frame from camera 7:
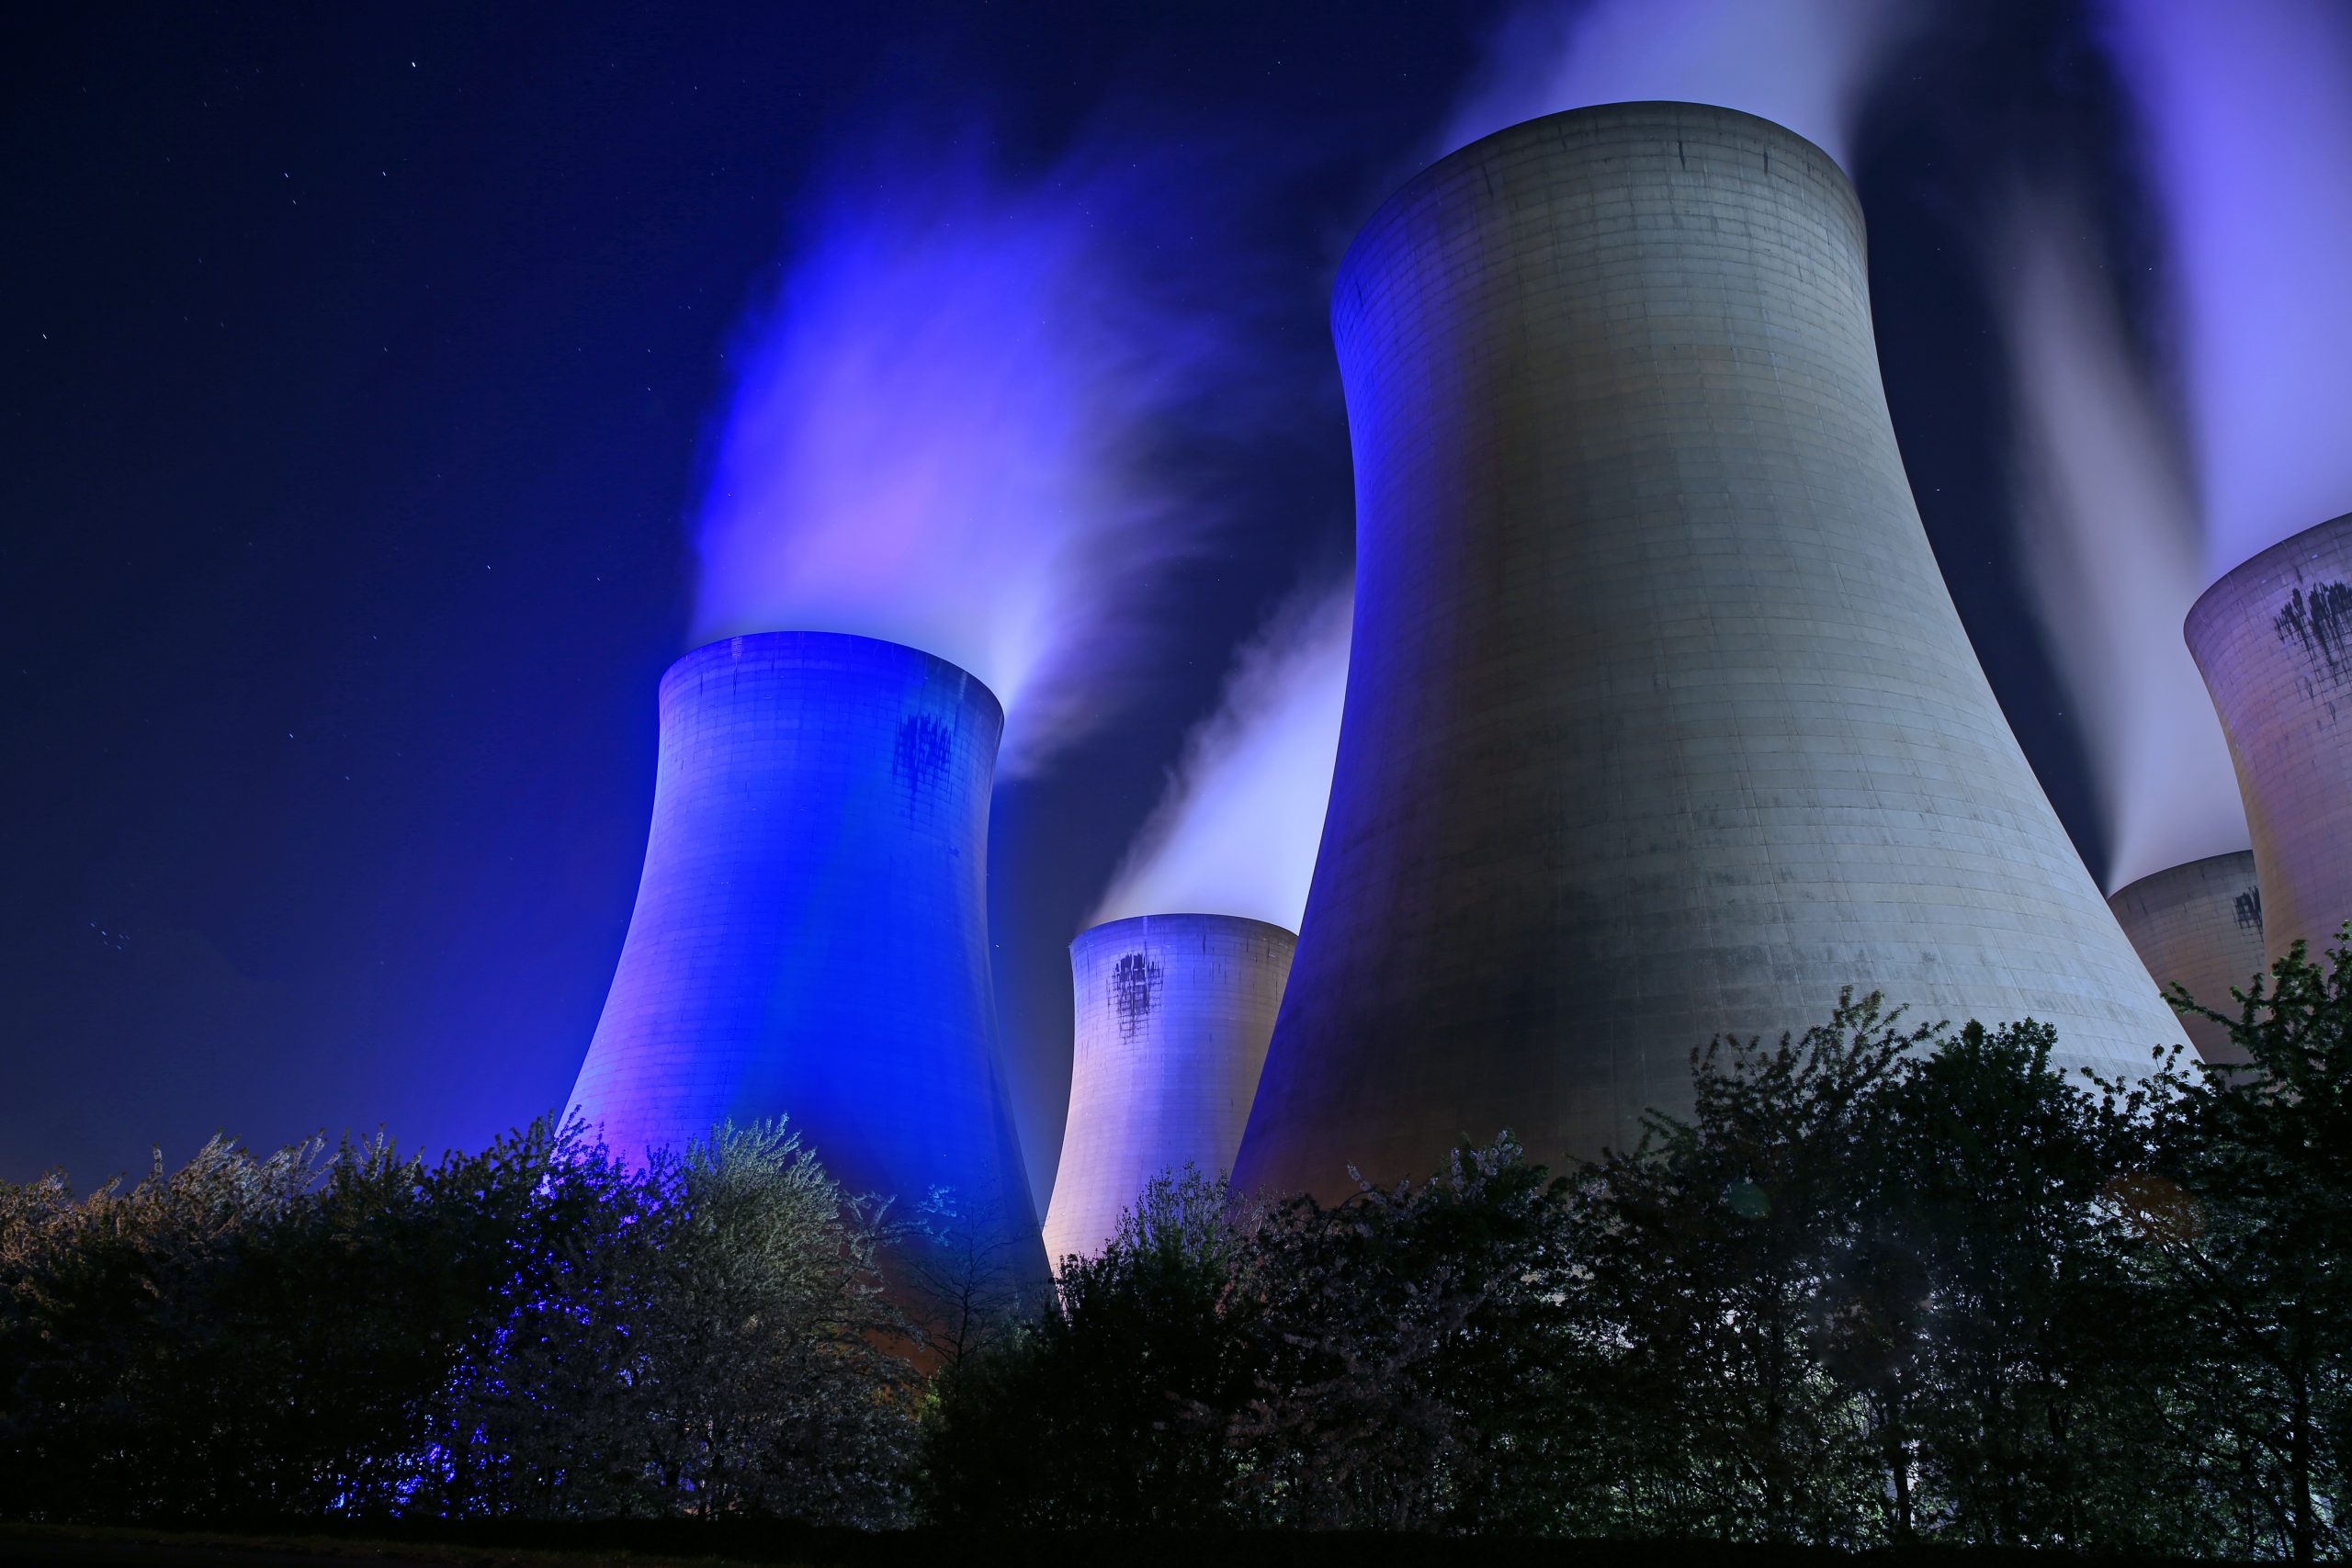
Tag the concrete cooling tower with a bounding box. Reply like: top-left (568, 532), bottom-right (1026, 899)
top-left (565, 630), bottom-right (1044, 1287)
top-left (2187, 513), bottom-right (2352, 965)
top-left (1232, 103), bottom-right (2186, 1200)
top-left (2108, 853), bottom-right (2265, 1066)
top-left (1043, 914), bottom-right (1294, 1267)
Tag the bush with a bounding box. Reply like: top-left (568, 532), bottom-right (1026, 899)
top-left (6, 942), bottom-right (2346, 1551)
top-left (0, 1117), bottom-right (917, 1524)
top-left (922, 962), bottom-right (2350, 1553)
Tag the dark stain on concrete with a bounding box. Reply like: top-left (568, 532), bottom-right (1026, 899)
top-left (2274, 577), bottom-right (2352, 682)
top-left (892, 714), bottom-right (954, 814)
top-left (1112, 951), bottom-right (1163, 1039)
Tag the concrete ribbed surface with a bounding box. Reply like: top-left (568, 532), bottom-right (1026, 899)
top-left (1043, 914), bottom-right (1294, 1269)
top-left (564, 631), bottom-right (1042, 1285)
top-left (2187, 513), bottom-right (2352, 964)
top-left (2108, 852), bottom-right (2266, 1066)
top-left (1234, 103), bottom-right (2186, 1199)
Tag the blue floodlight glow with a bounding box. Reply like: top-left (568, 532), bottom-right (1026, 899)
top-left (564, 632), bottom-right (1040, 1280)
top-left (686, 132), bottom-right (1255, 779)
top-left (2100, 0), bottom-right (2352, 577)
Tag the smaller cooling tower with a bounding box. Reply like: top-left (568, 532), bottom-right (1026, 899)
top-left (1042, 914), bottom-right (1295, 1267)
top-left (565, 631), bottom-right (1043, 1293)
top-left (2187, 513), bottom-right (2352, 964)
top-left (2108, 852), bottom-right (2265, 1066)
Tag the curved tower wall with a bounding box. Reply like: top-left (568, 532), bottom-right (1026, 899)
top-left (566, 631), bottom-right (1042, 1281)
top-left (2108, 852), bottom-right (2265, 1066)
top-left (2186, 513), bottom-right (2352, 964)
top-left (1043, 914), bottom-right (1294, 1268)
top-left (1233, 103), bottom-right (2186, 1199)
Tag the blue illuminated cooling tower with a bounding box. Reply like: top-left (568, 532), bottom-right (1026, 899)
top-left (565, 631), bottom-right (1042, 1281)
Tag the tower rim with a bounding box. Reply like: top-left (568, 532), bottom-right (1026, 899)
top-left (2109, 851), bottom-right (2263, 906)
top-left (1333, 100), bottom-right (1860, 330)
top-left (2186, 510), bottom-right (2352, 652)
top-left (1072, 911), bottom-right (1301, 953)
top-left (662, 627), bottom-right (1004, 729)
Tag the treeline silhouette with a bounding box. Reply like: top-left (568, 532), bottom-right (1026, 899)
top-left (2, 946), bottom-right (2345, 1559)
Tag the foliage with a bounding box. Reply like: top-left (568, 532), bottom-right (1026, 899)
top-left (1229, 1140), bottom-right (1581, 1531)
top-left (0, 1117), bottom-right (915, 1525)
top-left (924, 966), bottom-right (2349, 1554)
top-left (919, 1165), bottom-right (1256, 1528)
top-left (6, 942), bottom-right (2347, 1551)
top-left (896, 1187), bottom-right (1035, 1373)
top-left (1855, 1018), bottom-right (2185, 1550)
top-left (2121, 934), bottom-right (2352, 1562)
top-left (1561, 992), bottom-right (1930, 1543)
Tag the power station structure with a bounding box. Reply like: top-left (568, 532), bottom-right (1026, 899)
top-left (565, 630), bottom-right (1045, 1290)
top-left (2186, 513), bottom-right (2352, 966)
top-left (2108, 853), bottom-right (2265, 1066)
top-left (1042, 914), bottom-right (1295, 1268)
top-left (1232, 102), bottom-right (2187, 1200)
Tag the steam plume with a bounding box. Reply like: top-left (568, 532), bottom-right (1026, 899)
top-left (1093, 0), bottom-right (1922, 926)
top-left (690, 132), bottom-right (1251, 776)
top-left (1996, 197), bottom-right (2247, 890)
top-left (2100, 0), bottom-right (2352, 575)
top-left (1091, 575), bottom-right (1352, 932)
top-left (1439, 0), bottom-right (1920, 169)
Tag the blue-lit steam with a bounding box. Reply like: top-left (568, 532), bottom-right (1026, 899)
top-left (1996, 0), bottom-right (2352, 887)
top-left (1092, 575), bottom-right (1351, 933)
top-left (1996, 198), bottom-right (2247, 891)
top-left (2101, 0), bottom-right (2352, 576)
top-left (691, 135), bottom-right (1246, 776)
top-left (1439, 0), bottom-right (1919, 168)
top-left (1107, 0), bottom-right (1928, 928)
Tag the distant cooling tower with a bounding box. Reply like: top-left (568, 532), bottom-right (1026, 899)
top-left (1233, 103), bottom-right (2186, 1199)
top-left (2187, 513), bottom-right (2352, 964)
top-left (2108, 853), bottom-right (2265, 1066)
top-left (565, 631), bottom-right (1044, 1288)
top-left (1043, 914), bottom-right (1294, 1267)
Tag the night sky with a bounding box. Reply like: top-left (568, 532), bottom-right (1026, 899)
top-left (4, 2), bottom-right (2150, 1200)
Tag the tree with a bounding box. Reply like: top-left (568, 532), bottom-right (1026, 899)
top-left (1229, 1138), bottom-right (1582, 1532)
top-left (637, 1122), bottom-right (917, 1524)
top-left (897, 1187), bottom-right (1033, 1373)
top-left (1570, 990), bottom-right (1933, 1544)
top-left (2118, 933), bottom-right (2352, 1562)
top-left (918, 1165), bottom-right (1256, 1528)
top-left (0, 1134), bottom-right (324, 1518)
top-left (1846, 1021), bottom-right (2189, 1550)
top-left (415, 1117), bottom-right (919, 1524)
top-left (3, 1113), bottom-right (922, 1526)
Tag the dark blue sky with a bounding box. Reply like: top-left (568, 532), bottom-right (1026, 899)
top-left (1, 1), bottom-right (2141, 1196)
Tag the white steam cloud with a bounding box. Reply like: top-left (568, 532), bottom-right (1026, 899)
top-left (1091, 576), bottom-right (1352, 933)
top-left (1095, 0), bottom-right (1920, 928)
top-left (1439, 0), bottom-right (1921, 170)
top-left (2100, 0), bottom-right (2352, 577)
top-left (690, 137), bottom-right (1252, 778)
top-left (1996, 197), bottom-right (2247, 891)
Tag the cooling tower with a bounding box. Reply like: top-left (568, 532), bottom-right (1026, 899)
top-left (1232, 103), bottom-right (2187, 1199)
top-left (2186, 513), bottom-right (2352, 965)
top-left (2108, 853), bottom-right (2265, 1066)
top-left (565, 631), bottom-right (1044, 1287)
top-left (1043, 914), bottom-right (1294, 1267)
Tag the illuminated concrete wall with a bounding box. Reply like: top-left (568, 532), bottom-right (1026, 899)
top-left (1234, 103), bottom-right (2186, 1200)
top-left (2108, 852), bottom-right (2265, 1066)
top-left (565, 631), bottom-right (1042, 1282)
top-left (1042, 914), bottom-right (1293, 1267)
top-left (2187, 513), bottom-right (2352, 963)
